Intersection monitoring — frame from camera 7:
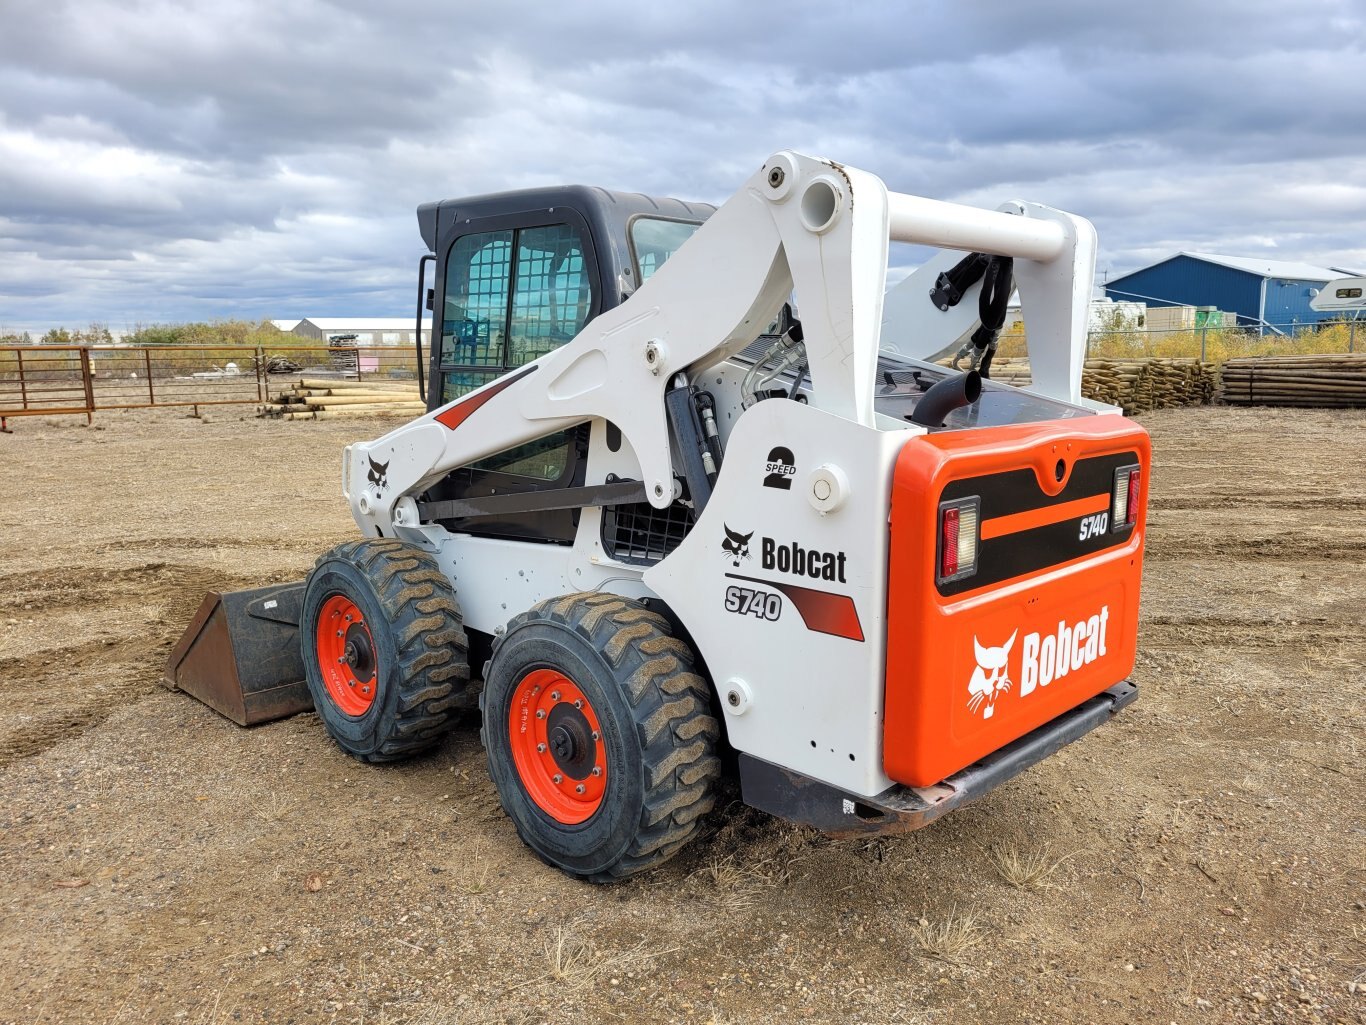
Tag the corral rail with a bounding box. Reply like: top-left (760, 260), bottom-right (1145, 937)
top-left (0, 344), bottom-right (422, 423)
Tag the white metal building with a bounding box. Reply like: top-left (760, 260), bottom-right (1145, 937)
top-left (285, 318), bottom-right (433, 345)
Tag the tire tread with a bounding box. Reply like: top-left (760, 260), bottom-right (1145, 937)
top-left (487, 593), bottom-right (721, 881)
top-left (306, 539), bottom-right (471, 763)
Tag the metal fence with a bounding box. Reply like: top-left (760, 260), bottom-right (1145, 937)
top-left (1, 324), bottom-right (1359, 423)
top-left (0, 344), bottom-right (422, 422)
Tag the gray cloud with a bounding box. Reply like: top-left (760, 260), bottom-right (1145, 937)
top-left (1, 0), bottom-right (1363, 333)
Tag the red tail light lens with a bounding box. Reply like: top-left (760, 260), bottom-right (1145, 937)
top-left (941, 507), bottom-right (960, 578)
top-left (1112, 464), bottom-right (1141, 532)
top-left (937, 498), bottom-right (980, 583)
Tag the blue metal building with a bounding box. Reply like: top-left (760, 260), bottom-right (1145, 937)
top-left (1104, 252), bottom-right (1357, 333)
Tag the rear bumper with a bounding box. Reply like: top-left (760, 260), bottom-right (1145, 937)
top-left (738, 680), bottom-right (1137, 835)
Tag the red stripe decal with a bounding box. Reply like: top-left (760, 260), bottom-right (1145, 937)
top-left (434, 365), bottom-right (537, 431)
top-left (727, 573), bottom-right (864, 642)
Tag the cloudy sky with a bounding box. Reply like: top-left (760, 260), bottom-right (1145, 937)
top-left (1, 0), bottom-right (1364, 335)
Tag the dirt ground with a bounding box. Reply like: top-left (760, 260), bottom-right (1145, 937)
top-left (1, 404), bottom-right (1362, 1025)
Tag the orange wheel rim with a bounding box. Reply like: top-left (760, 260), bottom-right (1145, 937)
top-left (508, 668), bottom-right (607, 824)
top-left (315, 595), bottom-right (378, 716)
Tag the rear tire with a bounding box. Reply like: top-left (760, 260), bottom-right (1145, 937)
top-left (481, 593), bottom-right (721, 881)
top-left (302, 539), bottom-right (471, 762)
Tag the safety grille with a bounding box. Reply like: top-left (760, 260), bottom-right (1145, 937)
top-left (602, 499), bottom-right (695, 565)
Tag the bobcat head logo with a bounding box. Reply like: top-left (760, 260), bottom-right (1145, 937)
top-left (367, 456), bottom-right (389, 490)
top-left (721, 524), bottom-right (753, 567)
top-left (967, 630), bottom-right (1016, 719)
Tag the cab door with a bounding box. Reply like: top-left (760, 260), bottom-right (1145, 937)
top-left (421, 209), bottom-right (604, 544)
top-left (428, 209), bottom-right (602, 409)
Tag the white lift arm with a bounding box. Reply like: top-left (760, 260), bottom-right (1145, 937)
top-left (344, 150), bottom-right (1097, 538)
top-left (880, 198), bottom-right (1097, 403)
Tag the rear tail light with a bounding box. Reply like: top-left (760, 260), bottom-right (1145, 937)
top-left (941, 507), bottom-right (959, 577)
top-left (938, 498), bottom-right (980, 583)
top-left (1112, 465), bottom-right (1141, 532)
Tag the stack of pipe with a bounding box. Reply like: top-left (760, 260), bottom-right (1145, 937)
top-left (1218, 354), bottom-right (1366, 407)
top-left (260, 378), bottom-right (425, 420)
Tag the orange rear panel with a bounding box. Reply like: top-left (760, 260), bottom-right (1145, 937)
top-left (884, 415), bottom-right (1150, 788)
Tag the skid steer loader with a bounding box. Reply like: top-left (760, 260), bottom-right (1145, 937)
top-left (166, 150), bottom-right (1149, 881)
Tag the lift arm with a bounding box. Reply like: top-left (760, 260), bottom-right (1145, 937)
top-left (342, 150), bottom-right (1097, 539)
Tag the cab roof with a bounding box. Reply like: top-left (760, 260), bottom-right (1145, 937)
top-left (417, 185), bottom-right (715, 253)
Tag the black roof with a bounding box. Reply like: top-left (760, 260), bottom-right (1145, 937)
top-left (417, 185), bottom-right (715, 254)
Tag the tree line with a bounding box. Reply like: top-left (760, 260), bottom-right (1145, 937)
top-left (0, 319), bottom-right (289, 347)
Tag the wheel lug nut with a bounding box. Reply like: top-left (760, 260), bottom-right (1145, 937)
top-left (550, 691), bottom-right (561, 701)
top-left (574, 699), bottom-right (582, 709)
top-left (591, 731), bottom-right (600, 741)
top-left (336, 630), bottom-right (343, 637)
top-left (552, 774), bottom-right (563, 784)
top-left (575, 784), bottom-right (585, 794)
top-left (536, 710), bottom-right (545, 720)
top-left (591, 766), bottom-right (601, 777)
top-left (537, 743), bottom-right (546, 753)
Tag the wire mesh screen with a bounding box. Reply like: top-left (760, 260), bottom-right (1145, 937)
top-left (602, 498), bottom-right (696, 565)
top-left (438, 223), bottom-right (590, 386)
top-left (442, 230), bottom-right (513, 368)
top-left (509, 224), bottom-right (589, 367)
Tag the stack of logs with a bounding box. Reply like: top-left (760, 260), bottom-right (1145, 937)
top-left (1218, 354), bottom-right (1366, 408)
top-left (261, 378), bottom-right (425, 420)
top-left (982, 357), bottom-right (1216, 415)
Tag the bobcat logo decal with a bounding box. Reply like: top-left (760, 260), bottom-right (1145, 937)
top-left (967, 630), bottom-right (1016, 719)
top-left (721, 525), bottom-right (753, 568)
top-left (367, 456), bottom-right (389, 490)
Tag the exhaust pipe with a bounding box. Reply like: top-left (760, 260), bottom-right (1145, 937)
top-left (909, 370), bottom-right (981, 428)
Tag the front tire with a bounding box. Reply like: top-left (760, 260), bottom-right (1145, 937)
top-left (482, 593), bottom-right (721, 881)
top-left (302, 539), bottom-right (471, 762)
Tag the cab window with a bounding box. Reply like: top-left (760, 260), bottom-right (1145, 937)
top-left (469, 433), bottom-right (570, 481)
top-left (442, 230), bottom-right (512, 368)
top-left (630, 218), bottom-right (701, 283)
top-left (439, 223), bottom-right (593, 399)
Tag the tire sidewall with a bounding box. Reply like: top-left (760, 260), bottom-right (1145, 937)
top-left (485, 620), bottom-right (647, 877)
top-left (302, 556), bottom-right (405, 757)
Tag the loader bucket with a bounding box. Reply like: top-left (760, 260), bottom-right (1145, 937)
top-left (163, 583), bottom-right (312, 726)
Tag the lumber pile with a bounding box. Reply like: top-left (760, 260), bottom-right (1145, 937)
top-left (979, 357), bottom-right (1216, 415)
top-left (981, 358), bottom-right (1034, 388)
top-left (1218, 354), bottom-right (1366, 408)
top-left (1083, 357), bottom-right (1216, 412)
top-left (260, 378), bottom-right (425, 420)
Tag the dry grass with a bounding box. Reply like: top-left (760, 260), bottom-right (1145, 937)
top-left (399, 1008), bottom-right (536, 1025)
top-left (997, 320), bottom-right (1362, 363)
top-left (456, 855), bottom-right (491, 895)
top-left (258, 791), bottom-right (298, 822)
top-left (695, 853), bottom-right (790, 911)
top-left (514, 923), bottom-right (676, 993)
top-left (543, 924), bottom-right (597, 982)
top-left (989, 844), bottom-right (1074, 890)
top-left (909, 907), bottom-right (983, 963)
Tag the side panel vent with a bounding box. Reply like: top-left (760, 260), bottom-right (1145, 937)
top-left (602, 499), bottom-right (695, 565)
